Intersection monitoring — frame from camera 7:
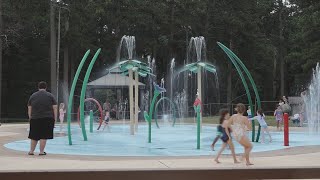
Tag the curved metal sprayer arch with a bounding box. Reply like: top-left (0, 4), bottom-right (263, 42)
top-left (154, 97), bottom-right (178, 128)
top-left (67, 50), bottom-right (91, 145)
top-left (217, 42), bottom-right (262, 142)
top-left (79, 48), bottom-right (102, 141)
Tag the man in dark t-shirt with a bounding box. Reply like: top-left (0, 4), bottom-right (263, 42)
top-left (27, 81), bottom-right (57, 156)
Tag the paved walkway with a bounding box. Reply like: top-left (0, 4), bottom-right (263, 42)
top-left (1, 152), bottom-right (320, 171)
top-left (1, 124), bottom-right (320, 171)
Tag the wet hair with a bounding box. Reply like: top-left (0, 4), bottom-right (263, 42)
top-left (236, 103), bottom-right (246, 114)
top-left (219, 109), bottom-right (229, 124)
top-left (38, 81), bottom-right (47, 89)
top-left (257, 109), bottom-right (264, 117)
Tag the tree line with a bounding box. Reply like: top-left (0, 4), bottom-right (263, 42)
top-left (0, 0), bottom-right (319, 118)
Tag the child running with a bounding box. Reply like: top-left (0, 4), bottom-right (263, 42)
top-left (210, 119), bottom-right (223, 151)
top-left (274, 105), bottom-right (283, 131)
top-left (228, 103), bottom-right (253, 166)
top-left (214, 109), bottom-right (239, 164)
top-left (249, 109), bottom-right (272, 143)
top-left (103, 110), bottom-right (110, 131)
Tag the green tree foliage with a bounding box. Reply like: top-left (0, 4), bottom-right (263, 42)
top-left (1, 0), bottom-right (319, 118)
top-left (286, 0), bottom-right (320, 94)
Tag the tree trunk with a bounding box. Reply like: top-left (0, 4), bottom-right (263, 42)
top-left (63, 17), bottom-right (69, 104)
top-left (166, 0), bottom-right (175, 84)
top-left (50, 1), bottom-right (57, 96)
top-left (183, 25), bottom-right (189, 117)
top-left (204, 0), bottom-right (212, 39)
top-left (169, 0), bottom-right (174, 59)
top-left (63, 45), bottom-right (69, 103)
top-left (279, 0), bottom-right (285, 96)
top-left (272, 47), bottom-right (278, 99)
top-left (70, 48), bottom-right (75, 83)
top-left (115, 0), bottom-right (121, 37)
top-left (0, 0), bottom-right (3, 119)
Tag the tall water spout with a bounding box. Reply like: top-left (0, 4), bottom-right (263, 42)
top-left (161, 78), bottom-right (165, 116)
top-left (170, 58), bottom-right (175, 100)
top-left (187, 36), bottom-right (207, 63)
top-left (116, 35), bottom-right (136, 61)
top-left (303, 63), bottom-right (320, 134)
top-left (148, 56), bottom-right (157, 109)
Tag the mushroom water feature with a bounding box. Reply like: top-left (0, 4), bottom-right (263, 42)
top-left (178, 36), bottom-right (218, 132)
top-left (176, 36), bottom-right (217, 149)
top-left (108, 35), bottom-right (154, 135)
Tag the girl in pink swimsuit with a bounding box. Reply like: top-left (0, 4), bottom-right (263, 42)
top-left (274, 105), bottom-right (283, 131)
top-left (59, 103), bottom-right (66, 132)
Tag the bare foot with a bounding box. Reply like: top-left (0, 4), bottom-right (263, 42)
top-left (234, 160), bottom-right (240, 164)
top-left (214, 159), bottom-right (221, 164)
top-left (246, 162), bottom-right (254, 166)
top-left (210, 145), bottom-right (215, 151)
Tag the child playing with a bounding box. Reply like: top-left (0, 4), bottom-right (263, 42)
top-left (291, 113), bottom-right (300, 127)
top-left (249, 109), bottom-right (272, 143)
top-left (247, 106), bottom-right (252, 118)
top-left (59, 103), bottom-right (66, 132)
top-left (214, 109), bottom-right (239, 164)
top-left (274, 105), bottom-right (283, 131)
top-left (210, 119), bottom-right (223, 151)
top-left (103, 110), bottom-right (110, 131)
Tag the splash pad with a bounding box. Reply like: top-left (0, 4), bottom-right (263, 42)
top-left (6, 35), bottom-right (320, 157)
top-left (5, 124), bottom-right (320, 156)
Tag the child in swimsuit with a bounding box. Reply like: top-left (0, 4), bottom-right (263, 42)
top-left (249, 109), bottom-right (272, 143)
top-left (274, 105), bottom-right (283, 131)
top-left (210, 119), bottom-right (223, 151)
top-left (103, 110), bottom-right (110, 131)
top-left (214, 109), bottom-right (239, 164)
top-left (229, 103), bottom-right (253, 166)
top-left (59, 103), bottom-right (66, 132)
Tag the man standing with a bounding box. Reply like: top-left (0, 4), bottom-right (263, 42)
top-left (28, 81), bottom-right (57, 156)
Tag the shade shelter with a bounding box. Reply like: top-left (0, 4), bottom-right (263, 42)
top-left (87, 69), bottom-right (145, 88)
top-left (86, 69), bottom-right (146, 124)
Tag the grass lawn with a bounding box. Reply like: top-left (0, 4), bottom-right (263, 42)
top-left (174, 116), bottom-right (297, 127)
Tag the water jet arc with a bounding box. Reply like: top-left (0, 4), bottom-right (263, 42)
top-left (154, 97), bottom-right (178, 128)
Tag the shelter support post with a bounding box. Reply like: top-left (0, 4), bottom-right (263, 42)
top-left (197, 67), bottom-right (202, 131)
top-left (134, 71), bottom-right (139, 132)
top-left (129, 69), bottom-right (134, 135)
